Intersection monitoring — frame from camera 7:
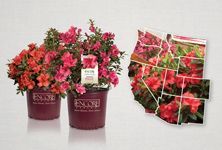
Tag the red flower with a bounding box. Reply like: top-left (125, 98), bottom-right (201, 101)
top-left (161, 70), bottom-right (175, 91)
top-left (32, 65), bottom-right (42, 73)
top-left (182, 92), bottom-right (201, 114)
top-left (162, 70), bottom-right (175, 84)
top-left (28, 43), bottom-right (36, 50)
top-left (8, 64), bottom-right (18, 78)
top-left (175, 74), bottom-right (188, 89)
top-left (30, 51), bottom-right (44, 62)
top-left (27, 59), bottom-right (38, 68)
top-left (159, 100), bottom-right (179, 123)
top-left (19, 71), bottom-right (35, 90)
top-left (144, 77), bottom-right (161, 91)
top-left (37, 73), bottom-right (50, 87)
top-left (13, 55), bottom-right (22, 65)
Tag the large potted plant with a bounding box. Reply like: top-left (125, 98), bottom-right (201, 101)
top-left (43, 20), bottom-right (125, 129)
top-left (7, 34), bottom-right (69, 120)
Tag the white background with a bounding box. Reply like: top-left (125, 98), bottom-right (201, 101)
top-left (0, 0), bottom-right (221, 149)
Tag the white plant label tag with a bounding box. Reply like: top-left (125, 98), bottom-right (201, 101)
top-left (81, 55), bottom-right (98, 84)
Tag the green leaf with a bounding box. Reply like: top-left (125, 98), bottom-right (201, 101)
top-left (195, 111), bottom-right (203, 119)
top-left (194, 47), bottom-right (202, 58)
top-left (188, 114), bottom-right (197, 120)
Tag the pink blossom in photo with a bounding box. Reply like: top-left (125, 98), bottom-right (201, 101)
top-left (82, 54), bottom-right (97, 68)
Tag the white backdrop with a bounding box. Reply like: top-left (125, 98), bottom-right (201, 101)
top-left (0, 0), bottom-right (221, 150)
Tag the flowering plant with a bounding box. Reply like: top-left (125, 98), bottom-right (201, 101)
top-left (59, 20), bottom-right (124, 95)
top-left (43, 20), bottom-right (125, 96)
top-left (8, 20), bottom-right (125, 97)
top-left (128, 29), bottom-right (210, 125)
top-left (7, 42), bottom-right (71, 97)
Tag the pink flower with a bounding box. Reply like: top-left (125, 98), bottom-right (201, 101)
top-left (75, 84), bottom-right (86, 94)
top-left (110, 45), bottom-right (119, 57)
top-left (60, 26), bottom-right (81, 44)
top-left (99, 66), bottom-right (108, 78)
top-left (44, 51), bottom-right (57, 64)
top-left (55, 66), bottom-right (71, 82)
top-left (82, 54), bottom-right (97, 68)
top-left (92, 41), bottom-right (101, 51)
top-left (61, 52), bottom-right (77, 67)
top-left (60, 81), bottom-right (70, 91)
top-left (109, 71), bottom-right (119, 87)
top-left (102, 32), bottom-right (115, 41)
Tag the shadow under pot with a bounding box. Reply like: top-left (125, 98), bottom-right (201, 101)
top-left (67, 88), bottom-right (109, 130)
top-left (26, 88), bottom-right (61, 120)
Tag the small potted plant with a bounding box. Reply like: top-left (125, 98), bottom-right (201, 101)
top-left (45, 20), bottom-right (125, 129)
top-left (7, 30), bottom-right (70, 120)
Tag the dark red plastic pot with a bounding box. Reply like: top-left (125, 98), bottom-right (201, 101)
top-left (67, 88), bottom-right (108, 130)
top-left (26, 88), bottom-right (61, 120)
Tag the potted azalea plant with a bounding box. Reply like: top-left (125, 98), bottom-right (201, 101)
top-left (7, 40), bottom-right (69, 120)
top-left (66, 20), bottom-right (125, 129)
top-left (43, 20), bottom-right (125, 129)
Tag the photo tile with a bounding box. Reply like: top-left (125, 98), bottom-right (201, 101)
top-left (133, 41), bottom-right (161, 63)
top-left (138, 30), bottom-right (163, 46)
top-left (162, 70), bottom-right (184, 96)
top-left (178, 97), bottom-right (205, 125)
top-left (181, 78), bottom-right (210, 100)
top-left (178, 57), bottom-right (204, 78)
top-left (171, 36), bottom-right (206, 58)
top-left (156, 94), bottom-right (181, 125)
top-left (142, 65), bottom-right (167, 101)
top-left (156, 50), bottom-right (180, 70)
